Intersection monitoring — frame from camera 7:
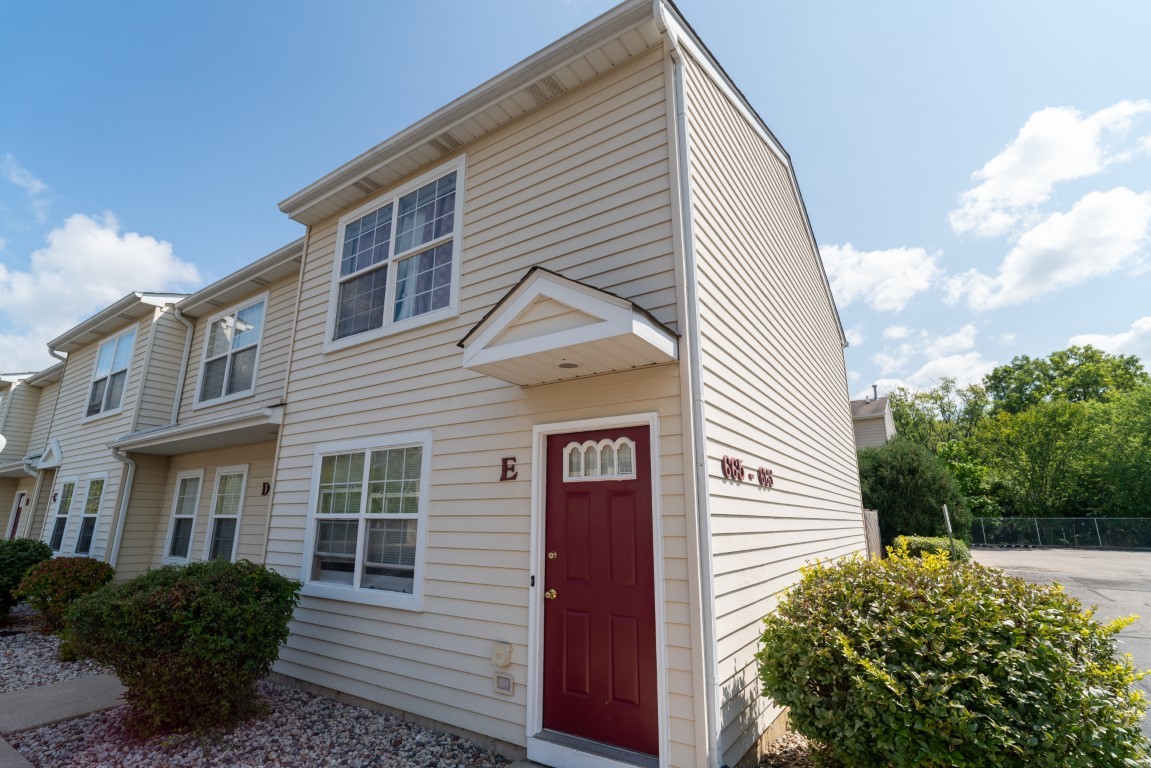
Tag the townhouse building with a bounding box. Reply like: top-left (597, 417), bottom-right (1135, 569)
top-left (1, 2), bottom-right (866, 766)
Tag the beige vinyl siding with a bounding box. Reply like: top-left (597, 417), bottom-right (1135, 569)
top-left (112, 454), bottom-right (169, 578)
top-left (27, 380), bottom-right (61, 456)
top-left (0, 381), bottom-right (39, 463)
top-left (176, 275), bottom-right (298, 424)
top-left (25, 469), bottom-right (56, 542)
top-left (41, 318), bottom-right (153, 558)
top-left (134, 308), bottom-right (187, 430)
top-left (682, 53), bottom-right (865, 766)
top-left (122, 442), bottom-right (276, 579)
top-left (853, 416), bottom-right (890, 449)
top-left (267, 48), bottom-right (693, 754)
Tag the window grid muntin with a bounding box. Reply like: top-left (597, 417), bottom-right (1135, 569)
top-left (48, 481), bottom-right (76, 552)
top-left (310, 444), bottom-right (423, 595)
top-left (205, 468), bottom-right (246, 562)
top-left (332, 167), bottom-right (458, 342)
top-left (563, 438), bottom-right (637, 482)
top-left (198, 299), bottom-right (266, 403)
top-left (166, 474), bottom-right (202, 560)
top-left (74, 478), bottom-right (105, 555)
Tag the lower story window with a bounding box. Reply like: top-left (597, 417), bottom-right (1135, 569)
top-left (305, 432), bottom-right (430, 608)
top-left (74, 477), bottom-right (105, 555)
top-left (205, 467), bottom-right (246, 562)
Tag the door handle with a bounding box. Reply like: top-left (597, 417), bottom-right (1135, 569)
top-left (544, 589), bottom-right (557, 600)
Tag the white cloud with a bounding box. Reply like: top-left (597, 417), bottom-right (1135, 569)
top-left (946, 187), bottom-right (1151, 310)
top-left (0, 213), bottom-right (201, 370)
top-left (1, 154), bottom-right (50, 224)
top-left (869, 325), bottom-right (993, 389)
top-left (999, 332), bottom-right (1017, 344)
top-left (821, 243), bottom-right (940, 312)
top-left (883, 325), bottom-right (910, 340)
top-left (1070, 316), bottom-right (1151, 359)
top-left (848, 369), bottom-right (862, 384)
top-left (949, 100), bottom-right (1151, 237)
top-left (923, 324), bottom-right (976, 358)
top-left (844, 326), bottom-right (865, 347)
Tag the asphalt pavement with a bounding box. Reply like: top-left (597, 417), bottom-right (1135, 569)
top-left (972, 547), bottom-right (1151, 740)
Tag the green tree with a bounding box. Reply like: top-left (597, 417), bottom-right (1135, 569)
top-left (858, 438), bottom-right (970, 546)
top-left (1096, 386), bottom-right (1151, 517)
top-left (985, 345), bottom-right (1148, 414)
top-left (888, 378), bottom-right (989, 454)
top-left (972, 400), bottom-right (1103, 517)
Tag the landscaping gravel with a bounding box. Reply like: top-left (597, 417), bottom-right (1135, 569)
top-left (10, 681), bottom-right (511, 768)
top-left (758, 732), bottom-right (815, 767)
top-left (0, 607), bottom-right (109, 693)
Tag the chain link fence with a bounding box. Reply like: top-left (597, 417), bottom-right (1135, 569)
top-left (972, 517), bottom-right (1151, 549)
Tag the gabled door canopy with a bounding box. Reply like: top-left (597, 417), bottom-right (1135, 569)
top-left (459, 267), bottom-right (678, 387)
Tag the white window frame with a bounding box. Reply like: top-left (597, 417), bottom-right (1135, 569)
top-left (300, 431), bottom-right (432, 610)
top-left (73, 473), bottom-right (107, 556)
top-left (83, 327), bottom-right (137, 421)
top-left (202, 465), bottom-right (248, 563)
top-left (323, 157), bottom-right (465, 352)
top-left (163, 470), bottom-right (204, 563)
top-left (192, 293), bottom-right (269, 408)
top-left (45, 477), bottom-right (77, 552)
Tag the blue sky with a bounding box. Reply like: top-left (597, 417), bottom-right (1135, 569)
top-left (2, 1), bottom-right (1150, 398)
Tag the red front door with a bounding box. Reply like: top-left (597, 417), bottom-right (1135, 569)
top-left (542, 426), bottom-right (658, 756)
top-left (6, 493), bottom-right (26, 540)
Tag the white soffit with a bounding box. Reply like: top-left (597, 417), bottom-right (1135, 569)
top-left (459, 268), bottom-right (677, 386)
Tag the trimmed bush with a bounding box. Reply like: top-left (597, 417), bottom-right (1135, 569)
top-left (0, 538), bottom-right (53, 619)
top-left (14, 557), bottom-right (115, 632)
top-left (892, 534), bottom-right (971, 562)
top-left (66, 559), bottom-right (300, 735)
top-left (757, 548), bottom-right (1150, 767)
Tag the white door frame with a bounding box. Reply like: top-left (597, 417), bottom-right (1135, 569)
top-left (526, 412), bottom-right (670, 768)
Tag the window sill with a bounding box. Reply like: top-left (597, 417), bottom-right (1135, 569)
top-left (300, 581), bottom-right (423, 611)
top-left (192, 389), bottom-right (257, 411)
top-left (321, 305), bottom-right (458, 355)
top-left (80, 406), bottom-right (126, 425)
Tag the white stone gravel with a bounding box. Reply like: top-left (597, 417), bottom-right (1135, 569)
top-left (2, 612), bottom-right (509, 768)
top-left (10, 681), bottom-right (512, 768)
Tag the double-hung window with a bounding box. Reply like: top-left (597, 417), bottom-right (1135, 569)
top-left (74, 476), bottom-right (105, 555)
top-left (165, 471), bottom-right (203, 562)
top-left (197, 297), bottom-right (266, 404)
top-left (86, 329), bottom-right (136, 417)
top-left (205, 466), bottom-right (246, 562)
top-left (303, 432), bottom-right (431, 609)
top-left (47, 480), bottom-right (76, 552)
top-left (329, 159), bottom-right (463, 345)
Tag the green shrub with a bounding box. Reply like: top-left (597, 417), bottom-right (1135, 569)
top-left (858, 437), bottom-right (971, 547)
top-left (14, 557), bottom-right (115, 632)
top-left (66, 559), bottom-right (300, 735)
top-left (0, 538), bottom-right (53, 619)
top-left (892, 534), bottom-right (971, 562)
top-left (757, 549), bottom-right (1150, 767)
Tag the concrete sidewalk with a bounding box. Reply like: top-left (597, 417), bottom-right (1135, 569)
top-left (0, 674), bottom-right (124, 768)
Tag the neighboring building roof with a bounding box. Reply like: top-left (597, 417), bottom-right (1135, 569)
top-left (850, 397), bottom-right (890, 420)
top-left (25, 362), bottom-right (65, 386)
top-left (48, 292), bottom-right (187, 354)
top-left (177, 238), bottom-right (304, 319)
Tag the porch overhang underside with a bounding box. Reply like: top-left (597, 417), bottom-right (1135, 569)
top-left (0, 461), bottom-right (29, 479)
top-left (111, 407), bottom-right (284, 456)
top-left (459, 268), bottom-right (678, 387)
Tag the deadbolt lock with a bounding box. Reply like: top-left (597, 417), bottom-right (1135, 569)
top-left (547, 551), bottom-right (558, 560)
top-left (544, 589), bottom-right (557, 600)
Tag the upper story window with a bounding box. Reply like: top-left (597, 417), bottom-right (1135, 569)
top-left (86, 328), bottom-right (136, 417)
top-left (327, 158), bottom-right (464, 347)
top-left (197, 297), bottom-right (267, 404)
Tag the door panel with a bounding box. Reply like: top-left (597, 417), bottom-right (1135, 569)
top-left (543, 426), bottom-right (658, 756)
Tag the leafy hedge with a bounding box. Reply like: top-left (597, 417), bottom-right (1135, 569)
top-left (892, 534), bottom-right (971, 562)
top-left (66, 559), bottom-right (300, 735)
top-left (0, 538), bottom-right (53, 619)
top-left (15, 557), bottom-right (115, 632)
top-left (758, 548), bottom-right (1150, 767)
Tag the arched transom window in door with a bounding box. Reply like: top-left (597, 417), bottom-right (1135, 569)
top-left (563, 437), bottom-right (636, 481)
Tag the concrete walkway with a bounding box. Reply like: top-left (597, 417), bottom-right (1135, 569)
top-left (0, 674), bottom-right (124, 768)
